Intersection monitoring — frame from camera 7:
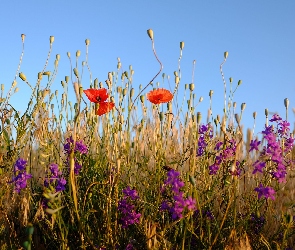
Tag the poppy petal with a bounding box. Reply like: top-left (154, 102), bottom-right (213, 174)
top-left (96, 102), bottom-right (115, 116)
top-left (83, 88), bottom-right (108, 103)
top-left (147, 88), bottom-right (173, 104)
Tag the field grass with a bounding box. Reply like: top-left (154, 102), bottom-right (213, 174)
top-left (0, 31), bottom-right (295, 250)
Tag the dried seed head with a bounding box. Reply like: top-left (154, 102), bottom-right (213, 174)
top-left (209, 90), bottom-right (213, 97)
top-left (235, 113), bottom-right (240, 124)
top-left (73, 68), bottom-right (79, 78)
top-left (76, 50), bottom-right (81, 57)
top-left (147, 29), bottom-right (154, 40)
top-left (224, 51), bottom-right (228, 59)
top-left (174, 71), bottom-right (178, 77)
top-left (67, 52), bottom-right (71, 58)
top-left (94, 78), bottom-right (98, 88)
top-left (238, 80), bottom-right (242, 86)
top-left (241, 103), bottom-right (246, 111)
top-left (65, 76), bottom-right (69, 83)
top-left (49, 36), bottom-right (55, 44)
top-left (19, 72), bottom-right (26, 81)
top-left (56, 54), bottom-right (60, 61)
top-left (180, 41), bottom-right (184, 50)
top-left (229, 77), bottom-right (233, 83)
top-left (253, 111), bottom-right (257, 119)
top-left (197, 112), bottom-right (202, 124)
top-left (189, 83), bottom-right (195, 91)
top-left (284, 98), bottom-right (289, 109)
top-left (130, 88), bottom-right (135, 98)
top-left (123, 88), bottom-right (127, 96)
top-left (85, 39), bottom-right (90, 45)
top-left (99, 82), bottom-right (103, 88)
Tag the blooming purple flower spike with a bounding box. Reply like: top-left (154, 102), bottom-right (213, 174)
top-left (254, 183), bottom-right (275, 200)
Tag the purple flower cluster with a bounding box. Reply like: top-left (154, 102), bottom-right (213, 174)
top-left (249, 213), bottom-right (265, 234)
top-left (63, 136), bottom-right (88, 175)
top-left (44, 163), bottom-right (67, 192)
top-left (118, 186), bottom-right (141, 228)
top-left (252, 114), bottom-right (294, 184)
top-left (9, 158), bottom-right (32, 193)
top-left (254, 183), bottom-right (275, 200)
top-left (197, 124), bottom-right (213, 156)
top-left (161, 169), bottom-right (196, 220)
top-left (209, 139), bottom-right (239, 175)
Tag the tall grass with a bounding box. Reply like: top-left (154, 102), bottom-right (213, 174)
top-left (0, 31), bottom-right (295, 250)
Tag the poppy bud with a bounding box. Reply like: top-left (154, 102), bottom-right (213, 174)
top-left (79, 87), bottom-right (83, 96)
top-left (130, 88), bottom-right (135, 98)
top-left (19, 72), bottom-right (26, 81)
top-left (284, 98), bottom-right (289, 109)
top-left (253, 111), bottom-right (257, 119)
top-left (117, 62), bottom-right (121, 70)
top-left (123, 88), bottom-right (127, 96)
top-left (185, 84), bottom-right (188, 90)
top-left (189, 83), bottom-right (194, 91)
top-left (159, 112), bottom-right (164, 121)
top-left (174, 71), bottom-right (178, 77)
top-left (167, 102), bottom-right (172, 111)
top-left (85, 39), bottom-right (90, 45)
top-left (209, 90), bottom-right (213, 97)
top-left (74, 68), bottom-right (79, 78)
top-left (233, 102), bottom-right (237, 109)
top-left (65, 76), bottom-right (69, 83)
top-left (175, 76), bottom-right (179, 85)
top-left (43, 71), bottom-right (51, 76)
top-left (94, 78), bottom-right (98, 88)
top-left (241, 103), bottom-right (246, 111)
top-left (180, 41), bottom-right (184, 50)
top-left (197, 112), bottom-right (202, 124)
top-left (117, 86), bottom-right (122, 93)
top-left (235, 114), bottom-right (240, 124)
top-left (214, 118), bottom-right (218, 127)
top-left (50, 36), bottom-right (54, 44)
top-left (265, 108), bottom-right (268, 117)
top-left (12, 80), bottom-right (17, 88)
top-left (67, 52), bottom-right (71, 58)
top-left (199, 96), bottom-right (203, 102)
top-left (140, 95), bottom-right (145, 103)
top-left (216, 115), bottom-right (220, 122)
top-left (56, 54), bottom-right (60, 61)
top-left (147, 29), bottom-right (154, 40)
top-left (76, 50), bottom-right (81, 57)
top-left (229, 77), bottom-right (233, 83)
top-left (124, 71), bottom-right (128, 78)
top-left (21, 34), bottom-right (25, 42)
top-left (224, 51), bottom-right (228, 59)
top-left (99, 82), bottom-right (103, 88)
top-left (238, 80), bottom-right (242, 86)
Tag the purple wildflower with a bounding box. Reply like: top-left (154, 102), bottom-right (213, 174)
top-left (278, 120), bottom-right (290, 136)
top-left (252, 160), bottom-right (266, 174)
top-left (269, 114), bottom-right (282, 122)
top-left (254, 183), bottom-right (275, 200)
top-left (214, 141), bottom-right (223, 151)
top-left (209, 164), bottom-right (219, 175)
top-left (249, 139), bottom-right (261, 152)
top-left (44, 163), bottom-right (67, 192)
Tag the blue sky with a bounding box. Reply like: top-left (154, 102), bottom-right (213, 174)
top-left (0, 1), bottom-right (295, 135)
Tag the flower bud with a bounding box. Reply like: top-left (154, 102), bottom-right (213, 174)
top-left (99, 82), bottom-right (103, 88)
top-left (174, 71), bottom-right (178, 77)
top-left (147, 29), bottom-right (154, 40)
top-left (229, 77), bottom-right (233, 83)
top-left (67, 52), bottom-right (71, 58)
top-left (159, 112), bottom-right (164, 121)
top-left (56, 54), bottom-right (60, 61)
top-left (185, 84), bottom-right (188, 90)
top-left (1, 84), bottom-right (4, 92)
top-left (224, 51), bottom-right (228, 59)
top-left (189, 83), bottom-right (194, 91)
top-left (233, 102), bottom-right (237, 109)
top-left (180, 41), bottom-right (184, 50)
top-left (140, 95), bottom-right (145, 103)
top-left (238, 80), bottom-right (242, 86)
top-left (73, 68), bottom-right (79, 78)
top-left (94, 78), bottom-right (98, 88)
top-left (19, 72), bottom-right (26, 81)
top-left (199, 96), bottom-right (203, 102)
top-left (235, 114), bottom-right (240, 124)
top-left (50, 36), bottom-right (54, 44)
top-left (130, 88), bottom-right (135, 98)
top-left (284, 98), bottom-right (289, 109)
top-left (175, 76), bottom-right (179, 85)
top-left (123, 88), bottom-right (127, 96)
top-left (241, 103), bottom-right (246, 111)
top-left (85, 39), bottom-right (90, 45)
top-left (265, 108), bottom-right (268, 117)
top-left (43, 71), bottom-right (51, 76)
top-left (14, 87), bottom-right (19, 93)
top-left (117, 86), bottom-right (122, 93)
top-left (12, 80), bottom-right (17, 88)
top-left (76, 50), bottom-right (81, 57)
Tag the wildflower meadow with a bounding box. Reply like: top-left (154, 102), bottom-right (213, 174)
top-left (1, 30), bottom-right (295, 249)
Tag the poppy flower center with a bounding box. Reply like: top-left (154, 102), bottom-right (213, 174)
top-left (96, 96), bottom-right (102, 102)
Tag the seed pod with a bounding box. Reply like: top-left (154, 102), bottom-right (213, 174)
top-left (265, 108), bottom-right (268, 117)
top-left (229, 77), bottom-right (233, 83)
top-left (185, 84), bottom-right (188, 90)
top-left (19, 72), bottom-right (26, 81)
top-left (123, 88), bottom-right (127, 96)
top-left (180, 41), bottom-right (185, 50)
top-left (140, 95), bottom-right (145, 103)
top-left (99, 82), bottom-right (103, 88)
top-left (175, 76), bottom-right (179, 85)
top-left (147, 29), bottom-right (154, 40)
top-left (224, 51), bottom-right (228, 59)
top-left (56, 54), bottom-right (60, 60)
top-left (284, 98), bottom-right (289, 109)
top-left (233, 102), bottom-right (237, 109)
top-left (199, 96), bottom-right (203, 102)
top-left (94, 78), bottom-right (98, 88)
top-left (241, 103), bottom-right (246, 111)
top-left (189, 83), bottom-right (195, 91)
top-left (197, 112), bottom-right (202, 124)
top-left (43, 71), bottom-right (51, 76)
top-left (238, 80), bottom-right (242, 86)
top-left (124, 71), bottom-right (128, 78)
top-left (50, 36), bottom-right (54, 44)
top-left (73, 68), bottom-right (79, 78)
top-left (130, 88), bottom-right (135, 98)
top-left (67, 52), bottom-right (71, 58)
top-left (65, 76), bottom-right (69, 83)
top-left (85, 39), bottom-right (90, 45)
top-left (159, 112), bottom-right (164, 121)
top-left (117, 86), bottom-right (122, 93)
top-left (76, 50), bottom-right (81, 57)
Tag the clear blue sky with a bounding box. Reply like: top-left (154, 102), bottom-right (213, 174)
top-left (0, 1), bottom-right (294, 135)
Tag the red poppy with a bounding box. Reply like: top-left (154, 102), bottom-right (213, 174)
top-left (147, 88), bottom-right (173, 104)
top-left (83, 88), bottom-right (115, 116)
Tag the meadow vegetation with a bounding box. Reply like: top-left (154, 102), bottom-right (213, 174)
top-left (0, 30), bottom-right (295, 249)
